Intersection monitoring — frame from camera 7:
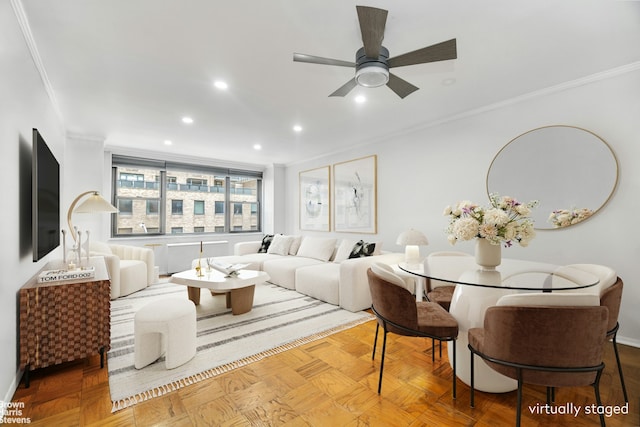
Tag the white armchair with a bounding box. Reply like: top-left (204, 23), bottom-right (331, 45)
top-left (90, 242), bottom-right (155, 299)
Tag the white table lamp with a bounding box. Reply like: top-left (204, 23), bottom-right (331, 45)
top-left (397, 229), bottom-right (429, 265)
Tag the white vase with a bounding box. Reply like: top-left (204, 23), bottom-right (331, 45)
top-left (475, 238), bottom-right (501, 270)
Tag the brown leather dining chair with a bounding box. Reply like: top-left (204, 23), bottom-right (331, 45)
top-left (424, 251), bottom-right (472, 311)
top-left (467, 303), bottom-right (609, 427)
top-left (600, 277), bottom-right (627, 402)
top-left (367, 264), bottom-right (459, 397)
top-left (562, 264), bottom-right (628, 403)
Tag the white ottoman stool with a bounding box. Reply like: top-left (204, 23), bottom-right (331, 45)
top-left (134, 298), bottom-right (196, 369)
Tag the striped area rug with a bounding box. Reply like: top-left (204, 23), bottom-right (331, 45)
top-left (108, 279), bottom-right (372, 411)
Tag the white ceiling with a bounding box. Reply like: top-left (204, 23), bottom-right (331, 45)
top-left (19, 0), bottom-right (640, 167)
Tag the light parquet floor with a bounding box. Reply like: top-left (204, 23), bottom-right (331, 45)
top-left (11, 318), bottom-right (639, 426)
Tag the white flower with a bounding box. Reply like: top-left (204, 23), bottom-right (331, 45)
top-left (444, 193), bottom-right (538, 248)
top-left (483, 208), bottom-right (509, 226)
top-left (515, 204), bottom-right (531, 216)
top-left (548, 207), bottom-right (593, 228)
top-left (453, 217), bottom-right (479, 241)
top-left (478, 223), bottom-right (498, 239)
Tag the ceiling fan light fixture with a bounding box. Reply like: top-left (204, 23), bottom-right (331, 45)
top-left (355, 64), bottom-right (389, 88)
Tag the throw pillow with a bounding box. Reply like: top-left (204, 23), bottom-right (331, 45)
top-left (268, 234), bottom-right (294, 256)
top-left (348, 240), bottom-right (376, 259)
top-left (289, 235), bottom-right (303, 255)
top-left (296, 236), bottom-right (337, 262)
top-left (258, 234), bottom-right (274, 253)
top-left (333, 239), bottom-right (356, 263)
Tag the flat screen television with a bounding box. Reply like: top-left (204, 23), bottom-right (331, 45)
top-left (32, 128), bottom-right (60, 262)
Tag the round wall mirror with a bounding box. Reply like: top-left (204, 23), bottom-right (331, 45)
top-left (487, 125), bottom-right (618, 230)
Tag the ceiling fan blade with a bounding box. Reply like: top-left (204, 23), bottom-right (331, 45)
top-left (386, 73), bottom-right (419, 99)
top-left (356, 6), bottom-right (388, 58)
top-left (388, 39), bottom-right (457, 68)
top-left (329, 78), bottom-right (358, 97)
top-left (293, 53), bottom-right (355, 68)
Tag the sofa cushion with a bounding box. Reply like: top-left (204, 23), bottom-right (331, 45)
top-left (263, 257), bottom-right (324, 289)
top-left (208, 253), bottom-right (283, 271)
top-left (333, 239), bottom-right (355, 263)
top-left (296, 237), bottom-right (337, 262)
top-left (289, 235), bottom-right (303, 255)
top-left (258, 234), bottom-right (274, 253)
top-left (296, 263), bottom-right (340, 305)
top-left (118, 260), bottom-right (148, 297)
top-left (267, 234), bottom-right (294, 255)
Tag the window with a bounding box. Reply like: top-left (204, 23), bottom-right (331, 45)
top-left (112, 156), bottom-right (262, 237)
top-left (194, 200), bottom-right (205, 215)
top-left (118, 199), bottom-right (133, 215)
top-left (147, 200), bottom-right (159, 215)
top-left (172, 200), bottom-right (183, 215)
top-left (187, 178), bottom-right (207, 186)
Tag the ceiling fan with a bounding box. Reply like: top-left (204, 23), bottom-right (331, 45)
top-left (293, 5), bottom-right (457, 99)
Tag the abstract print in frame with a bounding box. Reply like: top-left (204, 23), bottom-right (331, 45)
top-left (333, 155), bottom-right (377, 233)
top-left (299, 166), bottom-right (331, 231)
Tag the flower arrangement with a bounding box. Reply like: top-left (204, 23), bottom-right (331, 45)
top-left (444, 193), bottom-right (538, 247)
top-left (548, 207), bottom-right (593, 228)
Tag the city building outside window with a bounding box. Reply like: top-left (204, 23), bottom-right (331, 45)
top-left (111, 156), bottom-right (262, 237)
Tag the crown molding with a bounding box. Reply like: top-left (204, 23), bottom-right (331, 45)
top-left (105, 145), bottom-right (266, 173)
top-left (66, 132), bottom-right (106, 144)
top-left (11, 0), bottom-right (65, 130)
top-left (386, 61), bottom-right (640, 143)
top-left (286, 62), bottom-right (640, 168)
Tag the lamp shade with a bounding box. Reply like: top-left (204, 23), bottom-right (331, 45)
top-left (67, 191), bottom-right (118, 242)
top-left (74, 192), bottom-right (118, 213)
top-left (396, 229), bottom-right (429, 246)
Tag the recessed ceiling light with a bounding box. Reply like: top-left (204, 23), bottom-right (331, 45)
top-left (355, 95), bottom-right (366, 104)
top-left (442, 78), bottom-right (456, 86)
top-left (214, 80), bottom-right (228, 90)
top-left (182, 116), bottom-right (194, 124)
top-left (253, 144), bottom-right (262, 150)
top-left (164, 140), bottom-right (173, 146)
top-left (293, 125), bottom-right (303, 132)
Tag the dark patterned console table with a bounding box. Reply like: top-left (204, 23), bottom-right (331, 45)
top-left (19, 256), bottom-right (111, 387)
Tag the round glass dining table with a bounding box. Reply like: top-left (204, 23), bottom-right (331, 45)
top-left (399, 257), bottom-right (600, 393)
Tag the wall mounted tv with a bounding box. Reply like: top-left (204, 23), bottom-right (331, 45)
top-left (32, 128), bottom-right (60, 262)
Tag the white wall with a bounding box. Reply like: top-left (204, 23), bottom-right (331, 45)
top-left (3, 0), bottom-right (638, 404)
top-left (64, 136), bottom-right (111, 242)
top-left (284, 67), bottom-right (640, 347)
top-left (0, 1), bottom-right (66, 403)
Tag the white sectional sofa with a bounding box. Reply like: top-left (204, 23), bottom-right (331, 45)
top-left (212, 235), bottom-right (406, 312)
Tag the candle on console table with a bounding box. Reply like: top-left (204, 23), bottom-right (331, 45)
top-left (61, 230), bottom-right (67, 264)
top-left (86, 230), bottom-right (90, 266)
top-left (77, 230), bottom-right (82, 267)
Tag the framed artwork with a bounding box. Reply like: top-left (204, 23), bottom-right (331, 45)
top-left (333, 155), bottom-right (377, 233)
top-left (299, 166), bottom-right (331, 231)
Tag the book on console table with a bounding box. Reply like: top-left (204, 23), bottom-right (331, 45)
top-left (37, 267), bottom-right (96, 283)
top-left (207, 260), bottom-right (249, 277)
